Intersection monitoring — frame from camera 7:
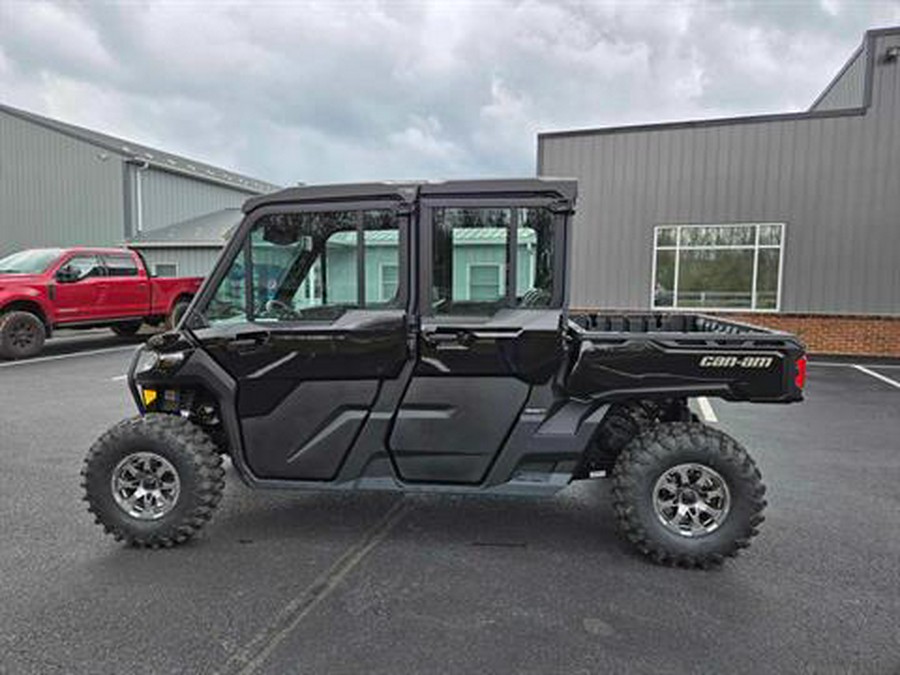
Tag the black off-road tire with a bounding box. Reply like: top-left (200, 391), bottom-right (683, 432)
top-left (111, 321), bottom-right (142, 337)
top-left (166, 299), bottom-right (191, 330)
top-left (0, 311), bottom-right (46, 359)
top-left (585, 400), bottom-right (700, 473)
top-left (612, 422), bottom-right (766, 568)
top-left (82, 414), bottom-right (225, 548)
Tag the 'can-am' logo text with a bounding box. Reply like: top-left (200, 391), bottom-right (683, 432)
top-left (699, 355), bottom-right (774, 368)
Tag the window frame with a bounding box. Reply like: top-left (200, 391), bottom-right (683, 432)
top-left (190, 202), bottom-right (408, 329)
top-left (419, 198), bottom-right (567, 319)
top-left (650, 222), bottom-right (785, 312)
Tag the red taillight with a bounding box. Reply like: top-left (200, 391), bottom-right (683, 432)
top-left (794, 355), bottom-right (807, 390)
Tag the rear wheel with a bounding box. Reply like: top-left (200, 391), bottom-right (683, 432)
top-left (612, 422), bottom-right (766, 568)
top-left (111, 321), bottom-right (142, 337)
top-left (0, 311), bottom-right (46, 359)
top-left (82, 414), bottom-right (225, 547)
top-left (584, 399), bottom-right (698, 473)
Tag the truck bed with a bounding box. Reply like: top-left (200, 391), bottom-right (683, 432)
top-left (565, 311), bottom-right (805, 403)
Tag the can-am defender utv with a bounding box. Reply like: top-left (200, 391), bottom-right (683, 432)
top-left (82, 179), bottom-right (806, 568)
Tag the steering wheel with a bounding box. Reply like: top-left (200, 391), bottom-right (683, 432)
top-left (264, 298), bottom-right (295, 318)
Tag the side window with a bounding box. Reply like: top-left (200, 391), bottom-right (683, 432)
top-left (62, 255), bottom-right (104, 281)
top-left (431, 207), bottom-right (556, 314)
top-left (433, 208), bottom-right (510, 314)
top-left (104, 255), bottom-right (139, 277)
top-left (203, 210), bottom-right (400, 326)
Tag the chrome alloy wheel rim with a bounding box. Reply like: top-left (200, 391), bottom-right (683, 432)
top-left (111, 452), bottom-right (181, 520)
top-left (653, 463), bottom-right (731, 537)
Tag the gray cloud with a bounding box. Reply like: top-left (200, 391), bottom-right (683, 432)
top-left (1, 0), bottom-right (898, 186)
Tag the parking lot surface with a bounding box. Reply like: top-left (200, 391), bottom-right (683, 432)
top-left (1, 341), bottom-right (898, 674)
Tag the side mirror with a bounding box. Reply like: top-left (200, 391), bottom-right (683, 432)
top-left (56, 266), bottom-right (79, 283)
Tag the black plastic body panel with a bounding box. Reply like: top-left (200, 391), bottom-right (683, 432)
top-left (389, 376), bottom-right (530, 483)
top-left (566, 312), bottom-right (806, 403)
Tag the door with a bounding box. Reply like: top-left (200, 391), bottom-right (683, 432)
top-left (388, 201), bottom-right (566, 484)
top-left (191, 205), bottom-right (410, 481)
top-left (53, 254), bottom-right (106, 323)
top-left (98, 253), bottom-right (148, 319)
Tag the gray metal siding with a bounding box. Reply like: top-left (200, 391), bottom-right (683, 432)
top-left (811, 47), bottom-right (867, 111)
top-left (0, 109), bottom-right (124, 256)
top-left (133, 246), bottom-right (222, 279)
top-left (138, 168), bottom-right (253, 233)
top-left (539, 32), bottom-right (900, 316)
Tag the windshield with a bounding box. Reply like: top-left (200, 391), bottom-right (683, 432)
top-left (0, 248), bottom-right (64, 274)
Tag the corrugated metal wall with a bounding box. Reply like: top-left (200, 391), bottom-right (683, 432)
top-left (539, 31), bottom-right (899, 316)
top-left (136, 168), bottom-right (254, 233)
top-left (811, 46), bottom-right (867, 111)
top-left (0, 110), bottom-right (124, 256)
top-left (134, 247), bottom-right (222, 279)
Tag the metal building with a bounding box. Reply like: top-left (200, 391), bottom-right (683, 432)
top-left (0, 103), bottom-right (279, 258)
top-left (538, 27), bottom-right (900, 354)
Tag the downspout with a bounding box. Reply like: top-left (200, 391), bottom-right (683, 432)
top-left (129, 159), bottom-right (150, 233)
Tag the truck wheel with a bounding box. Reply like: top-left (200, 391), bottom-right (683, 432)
top-left (612, 422), bottom-right (766, 568)
top-left (166, 299), bottom-right (191, 330)
top-left (81, 414), bottom-right (225, 547)
top-left (0, 311), bottom-right (46, 359)
top-left (111, 321), bottom-right (142, 337)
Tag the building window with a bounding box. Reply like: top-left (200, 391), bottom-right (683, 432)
top-left (652, 223), bottom-right (784, 311)
top-left (468, 263), bottom-right (504, 302)
top-left (154, 262), bottom-right (178, 278)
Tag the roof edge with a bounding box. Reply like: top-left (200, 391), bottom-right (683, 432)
top-left (537, 106), bottom-right (866, 141)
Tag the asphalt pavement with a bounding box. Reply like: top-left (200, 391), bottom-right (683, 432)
top-left (0, 340), bottom-right (898, 674)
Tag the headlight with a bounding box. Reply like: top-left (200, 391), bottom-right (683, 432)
top-left (134, 349), bottom-right (160, 374)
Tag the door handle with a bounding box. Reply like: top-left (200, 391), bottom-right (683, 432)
top-left (423, 332), bottom-right (461, 346)
top-left (227, 330), bottom-right (271, 352)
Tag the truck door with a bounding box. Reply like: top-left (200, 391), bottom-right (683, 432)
top-left (189, 203), bottom-right (411, 481)
top-left (53, 254), bottom-right (106, 323)
top-left (388, 195), bottom-right (567, 484)
top-left (98, 253), bottom-right (148, 319)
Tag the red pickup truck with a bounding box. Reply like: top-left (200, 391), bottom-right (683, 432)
top-left (0, 247), bottom-right (202, 359)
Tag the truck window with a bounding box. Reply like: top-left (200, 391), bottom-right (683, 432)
top-left (202, 209), bottom-right (400, 325)
top-left (103, 254), bottom-right (139, 277)
top-left (432, 207), bottom-right (555, 314)
top-left (61, 255), bottom-right (105, 281)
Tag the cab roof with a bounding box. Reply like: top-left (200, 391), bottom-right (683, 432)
top-left (242, 178), bottom-right (577, 213)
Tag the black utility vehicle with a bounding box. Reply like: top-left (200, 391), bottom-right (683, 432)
top-left (83, 179), bottom-right (806, 567)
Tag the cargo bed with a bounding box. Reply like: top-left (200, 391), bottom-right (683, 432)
top-left (564, 312), bottom-right (806, 403)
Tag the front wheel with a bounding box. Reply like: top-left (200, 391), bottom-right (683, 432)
top-left (612, 422), bottom-right (766, 568)
top-left (0, 311), bottom-right (46, 359)
top-left (82, 414), bottom-right (225, 547)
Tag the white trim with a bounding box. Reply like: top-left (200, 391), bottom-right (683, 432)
top-left (378, 262), bottom-right (399, 302)
top-left (652, 222), bottom-right (785, 313)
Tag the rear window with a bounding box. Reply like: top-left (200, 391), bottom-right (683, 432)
top-left (104, 255), bottom-right (139, 277)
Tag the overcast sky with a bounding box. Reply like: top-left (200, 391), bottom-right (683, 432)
top-left (1, 0), bottom-right (898, 186)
